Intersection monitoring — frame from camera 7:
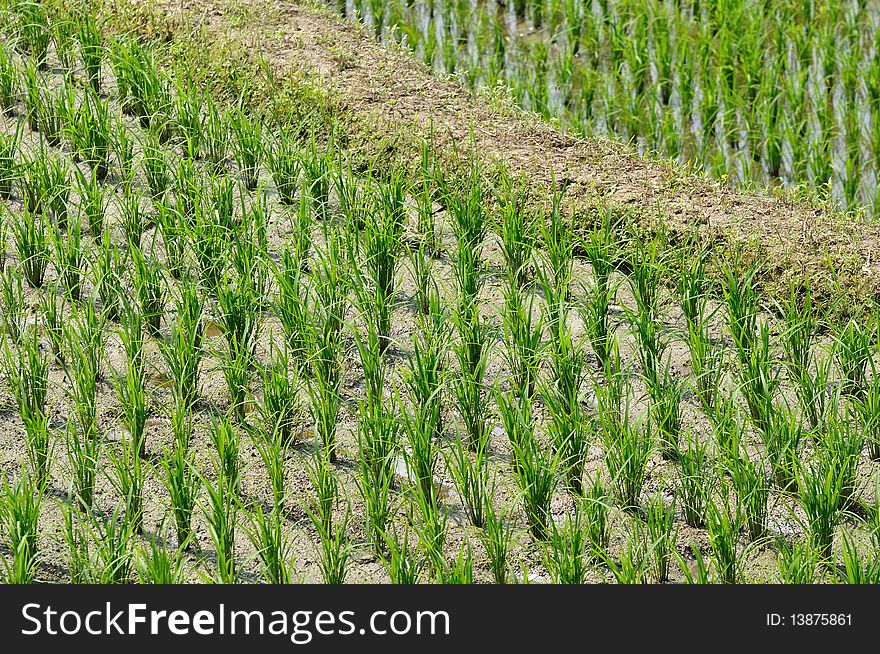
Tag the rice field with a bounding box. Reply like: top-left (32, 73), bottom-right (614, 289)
top-left (336, 0), bottom-right (880, 217)
top-left (0, 0), bottom-right (879, 585)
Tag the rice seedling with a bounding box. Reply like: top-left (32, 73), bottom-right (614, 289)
top-left (600, 402), bottom-right (652, 512)
top-left (501, 281), bottom-right (543, 399)
top-left (674, 544), bottom-right (711, 585)
top-left (835, 318), bottom-right (871, 401)
top-left (723, 263), bottom-right (759, 370)
top-left (243, 504), bottom-right (296, 584)
top-left (76, 9), bottom-right (103, 94)
top-left (202, 95), bottom-right (228, 170)
top-left (0, 126), bottom-right (19, 197)
top-left (65, 420), bottom-right (100, 511)
top-left (107, 424), bottom-right (144, 534)
top-left (273, 248), bottom-right (312, 370)
top-left (60, 502), bottom-right (91, 583)
top-left (815, 408), bottom-right (864, 510)
top-left (837, 529), bottom-right (880, 584)
top-left (0, 41), bottom-right (18, 113)
top-left (210, 417), bottom-right (241, 498)
top-left (0, 265), bottom-right (25, 343)
top-left (579, 212), bottom-right (617, 370)
top-left (677, 433), bottom-right (709, 528)
top-left (201, 472), bottom-right (239, 583)
top-left (645, 492), bottom-right (676, 583)
top-left (795, 451), bottom-right (847, 563)
top-left (601, 519), bottom-right (649, 584)
top-left (760, 402), bottom-right (803, 492)
top-left (542, 509), bottom-right (588, 584)
top-left (249, 418), bottom-right (291, 515)
top-left (70, 90), bottom-right (112, 181)
top-left (301, 138), bottom-right (333, 219)
top-left (497, 176), bottom-right (532, 289)
top-left (74, 167), bottom-right (105, 238)
top-left (399, 388), bottom-right (439, 507)
top-left (137, 534), bottom-right (187, 584)
top-left (230, 108), bottom-right (263, 190)
top-left (452, 300), bottom-right (490, 450)
top-left (740, 320), bottom-right (780, 431)
top-left (409, 482), bottom-right (448, 580)
top-left (1, 472), bottom-right (42, 583)
top-left (544, 346), bottom-right (590, 496)
top-left (142, 134), bottom-right (171, 203)
top-left (444, 436), bottom-right (490, 529)
top-left (1, 327), bottom-right (50, 486)
top-left (267, 132), bottom-right (300, 205)
top-left (857, 370), bottom-right (880, 460)
top-left (499, 392), bottom-right (557, 541)
top-left (114, 304), bottom-right (147, 456)
top-left (16, 1), bottom-right (49, 70)
top-left (381, 525), bottom-right (423, 583)
top-left (627, 239), bottom-right (666, 392)
top-left (45, 154), bottom-right (70, 229)
top-left (776, 538), bottom-right (819, 584)
top-left (155, 201), bottom-right (187, 281)
top-left (440, 542), bottom-right (476, 584)
top-left (305, 449), bottom-right (350, 583)
top-left (728, 453), bottom-right (770, 541)
top-left (257, 340), bottom-right (300, 444)
top-left (63, 300), bottom-right (104, 443)
top-left (161, 438), bottom-right (201, 549)
top-left (50, 220), bottom-right (82, 302)
top-left (86, 504), bottom-right (137, 584)
top-left (12, 205), bottom-right (48, 288)
top-left (404, 310), bottom-right (448, 440)
top-left (132, 249), bottom-right (165, 337)
top-left (705, 485), bottom-right (741, 583)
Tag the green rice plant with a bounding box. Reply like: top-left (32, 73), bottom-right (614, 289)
top-left (674, 543), bottom-right (711, 585)
top-left (12, 206), bottom-right (48, 288)
top-left (70, 90), bottom-right (112, 181)
top-left (137, 534), bottom-right (187, 584)
top-left (76, 9), bottom-right (103, 94)
top-left (355, 426), bottom-right (396, 555)
top-left (158, 282), bottom-right (204, 410)
top-left (50, 220), bottom-right (82, 302)
top-left (62, 300), bottom-right (104, 442)
top-left (447, 162), bottom-right (487, 254)
top-left (132, 249), bottom-right (165, 337)
top-left (273, 248), bottom-right (312, 370)
top-left (65, 420), bottom-right (100, 511)
top-left (113, 304), bottom-right (147, 458)
top-left (87, 504), bottom-right (137, 583)
top-left (837, 529), bottom-right (880, 584)
top-left (729, 453), bottom-right (770, 541)
top-left (161, 438), bottom-right (201, 549)
top-left (497, 176), bottom-right (533, 289)
top-left (301, 138), bottom-right (332, 218)
top-left (409, 481), bottom-right (448, 580)
top-left (399, 387), bottom-right (439, 507)
top-left (0, 265), bottom-right (25, 343)
top-left (16, 1), bottom-right (50, 69)
top-left (119, 193), bottom-right (147, 250)
top-left (306, 450), bottom-right (350, 583)
top-left (189, 205), bottom-right (228, 294)
top-left (581, 474), bottom-right (610, 560)
top-left (52, 13), bottom-right (77, 78)
top-left (170, 156), bottom-right (201, 222)
top-left (35, 84), bottom-right (65, 147)
top-left (407, 241), bottom-right (434, 317)
top-left (776, 538), bottom-right (819, 584)
top-left (217, 273), bottom-right (261, 364)
top-left (210, 417), bottom-right (241, 498)
top-left (230, 108), bottom-right (263, 190)
top-left (243, 504), bottom-right (295, 584)
top-left (107, 424), bottom-right (144, 534)
top-left (404, 312), bottom-right (448, 440)
top-left (601, 403), bottom-right (652, 511)
top-left (480, 498), bottom-right (513, 584)
top-left (651, 363), bottom-right (683, 459)
top-left (815, 407), bottom-right (864, 510)
top-left (142, 135), bottom-right (170, 203)
top-left (202, 95), bottom-right (227, 170)
top-left (45, 154), bottom-right (70, 229)
top-left (544, 361), bottom-right (590, 496)
top-left (778, 282), bottom-right (823, 425)
top-left (114, 123), bottom-right (135, 185)
top-left (579, 210), bottom-right (617, 370)
top-left (835, 318), bottom-right (872, 401)
top-left (601, 519), bottom-right (649, 584)
top-left (627, 240), bottom-right (666, 392)
top-left (723, 263), bottom-right (759, 369)
top-left (267, 132), bottom-right (300, 205)
top-left (452, 301), bottom-right (490, 450)
top-left (538, 186), bottom-right (574, 325)
top-left (542, 509), bottom-right (588, 584)
top-left (219, 326), bottom-right (252, 422)
top-left (249, 403), bottom-right (291, 513)
top-left (444, 436), bottom-right (490, 529)
top-left (645, 492), bottom-right (676, 583)
top-left (500, 391), bottom-right (557, 540)
top-left (795, 450), bottom-right (847, 564)
top-left (0, 41), bottom-right (19, 113)
top-left (257, 339), bottom-right (300, 445)
top-left (0, 472), bottom-right (42, 583)
top-left (201, 471), bottom-right (238, 583)
top-left (173, 75), bottom-right (203, 159)
top-left (74, 167), bottom-right (105, 238)
top-left (677, 433), bottom-right (709, 528)
top-left (92, 232), bottom-right (123, 323)
top-left (381, 525), bottom-right (423, 584)
top-left (38, 286), bottom-right (63, 365)
top-left (857, 370), bottom-right (880, 460)
top-left (705, 484), bottom-right (741, 583)
top-left (760, 402), bottom-right (803, 492)
top-left (501, 281), bottom-right (543, 399)
top-left (60, 502), bottom-right (91, 583)
top-left (1, 327), bottom-right (50, 486)
top-left (740, 320), bottom-right (779, 431)
top-left (0, 126), bottom-right (19, 196)
top-left (416, 142), bottom-right (438, 256)
top-left (155, 201), bottom-right (187, 281)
